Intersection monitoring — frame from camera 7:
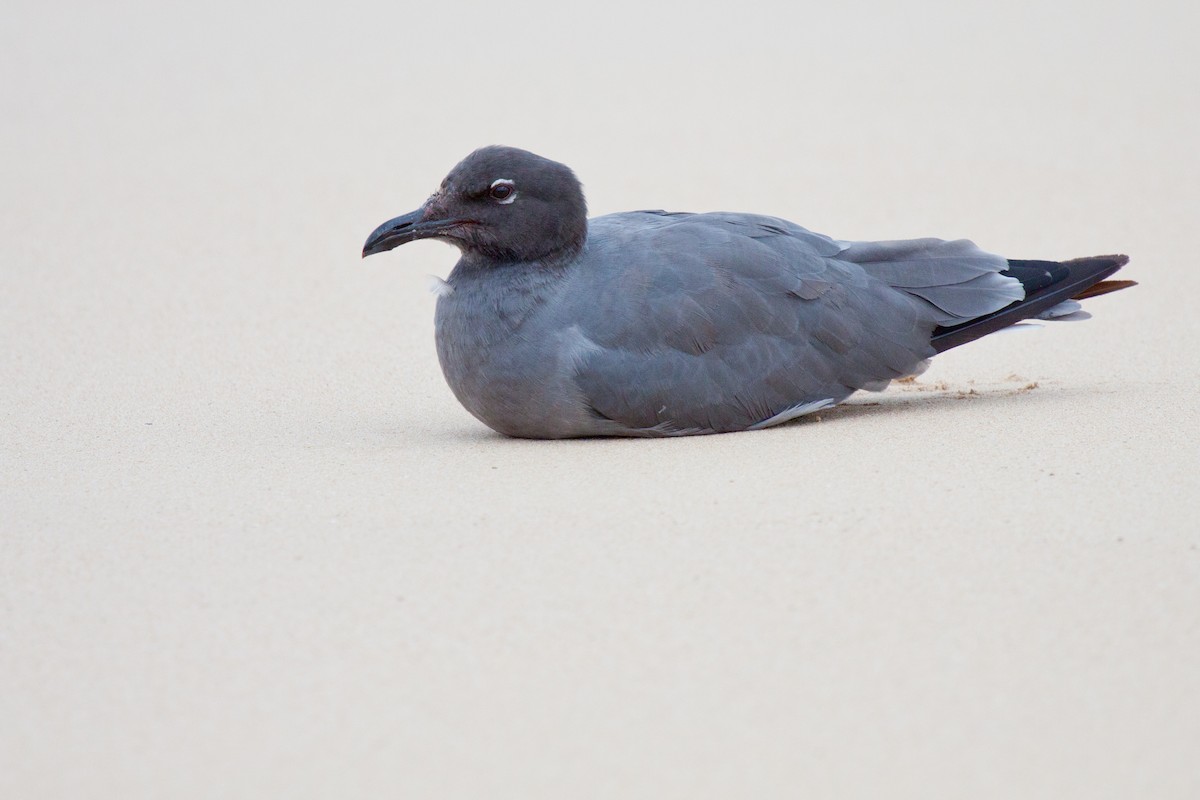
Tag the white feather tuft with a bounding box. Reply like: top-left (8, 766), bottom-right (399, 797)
top-left (426, 275), bottom-right (454, 297)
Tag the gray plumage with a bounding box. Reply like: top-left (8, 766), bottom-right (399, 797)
top-left (362, 146), bottom-right (1131, 438)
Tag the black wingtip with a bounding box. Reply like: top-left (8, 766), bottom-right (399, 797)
top-left (930, 253), bottom-right (1132, 353)
top-left (1067, 253), bottom-right (1129, 269)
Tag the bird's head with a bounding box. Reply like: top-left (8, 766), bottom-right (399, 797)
top-left (362, 146), bottom-right (587, 264)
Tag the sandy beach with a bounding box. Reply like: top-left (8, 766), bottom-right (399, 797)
top-left (3, 1), bottom-right (1199, 796)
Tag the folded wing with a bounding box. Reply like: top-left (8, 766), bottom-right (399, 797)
top-left (566, 212), bottom-right (1025, 434)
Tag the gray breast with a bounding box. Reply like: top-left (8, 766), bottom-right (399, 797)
top-left (434, 260), bottom-right (607, 438)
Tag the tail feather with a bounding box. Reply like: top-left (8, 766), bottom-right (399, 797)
top-left (931, 254), bottom-right (1131, 352)
top-left (1072, 279), bottom-right (1138, 300)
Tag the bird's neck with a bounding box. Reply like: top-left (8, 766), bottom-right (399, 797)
top-left (462, 225), bottom-right (586, 266)
top-left (439, 256), bottom-right (569, 353)
top-left (449, 253), bottom-right (571, 304)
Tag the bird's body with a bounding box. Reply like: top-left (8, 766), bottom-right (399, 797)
top-left (364, 147), bottom-right (1133, 439)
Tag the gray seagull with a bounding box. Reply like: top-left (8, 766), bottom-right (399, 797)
top-left (363, 146), bottom-right (1133, 438)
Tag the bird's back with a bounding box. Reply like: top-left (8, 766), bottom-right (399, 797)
top-left (552, 211), bottom-right (958, 434)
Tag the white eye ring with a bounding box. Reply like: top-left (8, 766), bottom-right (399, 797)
top-left (490, 178), bottom-right (517, 204)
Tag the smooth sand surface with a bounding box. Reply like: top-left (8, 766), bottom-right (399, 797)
top-left (3, 1), bottom-right (1199, 797)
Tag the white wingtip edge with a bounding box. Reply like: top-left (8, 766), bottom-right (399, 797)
top-left (1036, 299), bottom-right (1087, 320)
top-left (748, 398), bottom-right (837, 430)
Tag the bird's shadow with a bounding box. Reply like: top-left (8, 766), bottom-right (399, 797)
top-left (363, 379), bottom-right (1102, 448)
top-left (794, 378), bottom-right (1106, 429)
top-left (808, 383), bottom-right (1026, 423)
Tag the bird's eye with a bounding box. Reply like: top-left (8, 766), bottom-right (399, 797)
top-left (489, 179), bottom-right (517, 203)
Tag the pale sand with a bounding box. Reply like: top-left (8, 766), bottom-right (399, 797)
top-left (3, 1), bottom-right (1199, 797)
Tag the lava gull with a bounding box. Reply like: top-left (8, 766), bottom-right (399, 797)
top-left (363, 146), bottom-right (1133, 438)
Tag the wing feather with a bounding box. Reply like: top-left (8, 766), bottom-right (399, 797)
top-left (566, 214), bottom-right (1018, 433)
